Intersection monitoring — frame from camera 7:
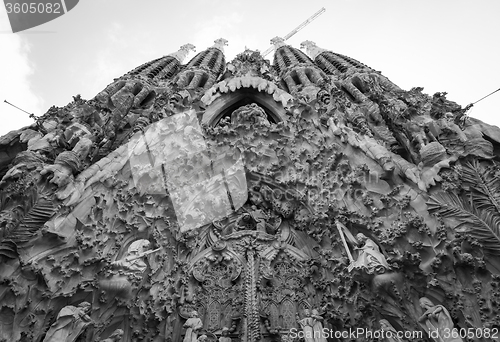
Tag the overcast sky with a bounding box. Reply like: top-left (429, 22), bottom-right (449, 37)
top-left (1, 0), bottom-right (499, 136)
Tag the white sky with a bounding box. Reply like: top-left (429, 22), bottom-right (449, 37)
top-left (0, 0), bottom-right (499, 136)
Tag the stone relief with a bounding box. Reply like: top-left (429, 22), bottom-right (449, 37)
top-left (42, 302), bottom-right (92, 342)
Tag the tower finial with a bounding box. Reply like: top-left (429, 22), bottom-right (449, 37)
top-left (270, 37), bottom-right (286, 50)
top-left (169, 44), bottom-right (196, 63)
top-left (300, 40), bottom-right (326, 60)
top-left (213, 38), bottom-right (228, 53)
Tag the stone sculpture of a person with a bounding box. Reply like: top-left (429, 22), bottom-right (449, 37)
top-left (100, 329), bottom-right (124, 342)
top-left (379, 319), bottom-right (405, 342)
top-left (296, 309), bottom-right (315, 342)
top-left (311, 309), bottom-right (327, 342)
top-left (100, 239), bottom-right (157, 296)
top-left (112, 239), bottom-right (154, 273)
top-left (40, 151), bottom-right (81, 200)
top-left (183, 310), bottom-right (203, 342)
top-left (42, 302), bottom-right (93, 342)
top-left (219, 327), bottom-right (232, 342)
top-left (348, 233), bottom-right (390, 274)
top-left (249, 205), bottom-right (268, 232)
top-left (418, 297), bottom-right (463, 342)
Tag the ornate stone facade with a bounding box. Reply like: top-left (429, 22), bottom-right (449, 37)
top-left (1, 38), bottom-right (500, 342)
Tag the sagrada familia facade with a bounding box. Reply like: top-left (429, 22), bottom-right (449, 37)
top-left (0, 37), bottom-right (499, 342)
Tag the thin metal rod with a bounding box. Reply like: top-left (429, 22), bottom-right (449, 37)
top-left (284, 7), bottom-right (326, 41)
top-left (4, 99), bottom-right (35, 117)
top-left (472, 87), bottom-right (500, 105)
top-left (261, 7), bottom-right (326, 57)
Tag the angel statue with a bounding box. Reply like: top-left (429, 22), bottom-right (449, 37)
top-left (111, 239), bottom-right (159, 273)
top-left (183, 310), bottom-right (204, 342)
top-left (99, 239), bottom-right (159, 296)
top-left (348, 233), bottom-right (390, 274)
top-left (42, 302), bottom-right (93, 342)
top-left (418, 297), bottom-right (463, 342)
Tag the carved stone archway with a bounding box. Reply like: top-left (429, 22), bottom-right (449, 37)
top-left (201, 87), bottom-right (289, 126)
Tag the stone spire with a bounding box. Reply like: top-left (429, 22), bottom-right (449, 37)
top-left (305, 44), bottom-right (371, 74)
top-left (175, 39), bottom-right (227, 90)
top-left (268, 39), bottom-right (328, 97)
top-left (168, 43), bottom-right (196, 63)
top-left (300, 40), bottom-right (326, 60)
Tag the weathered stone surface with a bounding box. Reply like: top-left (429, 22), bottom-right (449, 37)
top-left (1, 39), bottom-right (500, 342)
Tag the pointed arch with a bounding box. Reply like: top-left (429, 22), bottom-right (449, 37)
top-left (201, 87), bottom-right (289, 126)
top-left (268, 302), bottom-right (280, 328)
top-left (281, 299), bottom-right (296, 329)
top-left (207, 300), bottom-right (221, 330)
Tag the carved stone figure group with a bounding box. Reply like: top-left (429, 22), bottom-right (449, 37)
top-left (296, 309), bottom-right (327, 342)
top-left (348, 233), bottom-right (390, 274)
top-left (183, 310), bottom-right (204, 342)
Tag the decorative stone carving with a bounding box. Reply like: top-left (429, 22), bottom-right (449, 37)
top-left (0, 150), bottom-right (44, 186)
top-left (213, 38), bottom-right (228, 52)
top-left (231, 104), bottom-right (270, 127)
top-left (348, 233), bottom-right (390, 274)
top-left (294, 308), bottom-right (327, 342)
top-left (99, 329), bottom-right (124, 342)
top-left (40, 150), bottom-right (81, 200)
top-left (270, 37), bottom-right (286, 50)
top-left (41, 151), bottom-right (80, 187)
top-left (99, 239), bottom-right (157, 297)
top-left (218, 327), bottom-right (231, 342)
top-left (3, 39), bottom-right (500, 342)
top-left (183, 310), bottom-right (204, 342)
top-left (170, 43), bottom-right (197, 63)
top-left (379, 320), bottom-right (405, 342)
top-left (300, 41), bottom-right (326, 60)
top-left (42, 302), bottom-right (92, 342)
top-left (418, 297), bottom-right (463, 342)
top-left (235, 205), bottom-right (269, 232)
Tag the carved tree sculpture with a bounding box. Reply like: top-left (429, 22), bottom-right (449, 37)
top-left (296, 309), bottom-right (315, 342)
top-left (218, 327), bottom-right (232, 342)
top-left (99, 239), bottom-right (155, 298)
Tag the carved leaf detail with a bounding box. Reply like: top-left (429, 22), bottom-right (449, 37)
top-left (428, 191), bottom-right (500, 256)
top-left (0, 190), bottom-right (55, 256)
top-left (461, 160), bottom-right (500, 215)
